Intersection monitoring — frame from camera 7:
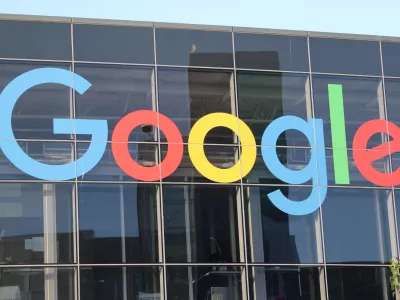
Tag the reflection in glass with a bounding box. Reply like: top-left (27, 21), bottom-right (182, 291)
top-left (249, 266), bottom-right (323, 300)
top-left (80, 266), bottom-right (161, 300)
top-left (167, 266), bottom-right (244, 300)
top-left (0, 62), bottom-right (72, 140)
top-left (309, 38), bottom-right (381, 75)
top-left (73, 24), bottom-right (154, 63)
top-left (163, 185), bottom-right (241, 263)
top-left (0, 20), bottom-right (72, 60)
top-left (78, 184), bottom-right (159, 263)
top-left (155, 28), bottom-right (234, 67)
top-left (0, 183), bottom-right (74, 264)
top-left (158, 68), bottom-right (236, 144)
top-left (383, 78), bottom-right (400, 128)
top-left (77, 142), bottom-right (159, 181)
top-left (327, 267), bottom-right (393, 300)
top-left (244, 186), bottom-right (321, 263)
top-left (0, 141), bottom-right (74, 180)
top-left (313, 75), bottom-right (385, 149)
top-left (234, 33), bottom-right (309, 71)
top-left (243, 147), bottom-right (312, 185)
top-left (322, 188), bottom-right (393, 263)
top-left (161, 144), bottom-right (239, 183)
top-left (0, 267), bottom-right (74, 300)
top-left (75, 65), bottom-right (156, 142)
top-left (237, 72), bottom-right (310, 146)
top-left (381, 42), bottom-right (400, 77)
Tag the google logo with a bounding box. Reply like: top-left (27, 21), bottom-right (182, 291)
top-left (0, 68), bottom-right (397, 216)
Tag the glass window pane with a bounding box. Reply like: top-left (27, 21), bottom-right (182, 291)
top-left (158, 68), bottom-right (236, 144)
top-left (163, 184), bottom-right (241, 263)
top-left (0, 267), bottom-right (74, 300)
top-left (0, 183), bottom-right (74, 264)
top-left (0, 141), bottom-right (74, 180)
top-left (0, 20), bottom-right (71, 60)
top-left (322, 188), bottom-right (393, 263)
top-left (0, 62), bottom-right (72, 140)
top-left (384, 78), bottom-right (400, 127)
top-left (237, 72), bottom-right (310, 146)
top-left (243, 147), bottom-right (312, 185)
top-left (78, 183), bottom-right (159, 263)
top-left (156, 28), bottom-right (233, 67)
top-left (161, 144), bottom-right (239, 183)
top-left (234, 33), bottom-right (309, 71)
top-left (309, 38), bottom-right (381, 75)
top-left (77, 142), bottom-right (159, 181)
top-left (166, 266), bottom-right (244, 300)
top-left (81, 266), bottom-right (161, 300)
top-left (244, 186), bottom-right (321, 263)
top-left (327, 267), bottom-right (393, 300)
top-left (75, 65), bottom-right (156, 142)
top-left (382, 42), bottom-right (400, 77)
top-left (312, 75), bottom-right (385, 149)
top-left (249, 266), bottom-right (323, 300)
top-left (74, 24), bottom-right (154, 63)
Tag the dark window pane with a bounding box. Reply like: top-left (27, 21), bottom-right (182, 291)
top-left (237, 72), bottom-right (310, 146)
top-left (0, 141), bottom-right (74, 180)
top-left (163, 185), bottom-right (241, 263)
top-left (245, 186), bottom-right (321, 264)
top-left (0, 20), bottom-right (71, 60)
top-left (243, 147), bottom-right (312, 185)
top-left (327, 267), bottom-right (393, 300)
top-left (310, 38), bottom-right (381, 75)
top-left (167, 266), bottom-right (243, 300)
top-left (77, 142), bottom-right (159, 181)
top-left (322, 188), bottom-right (393, 263)
top-left (234, 33), bottom-right (308, 71)
top-left (384, 78), bottom-right (400, 127)
top-left (0, 268), bottom-right (74, 300)
top-left (382, 42), bottom-right (400, 77)
top-left (158, 68), bottom-right (236, 144)
top-left (0, 183), bottom-right (74, 264)
top-left (312, 75), bottom-right (385, 149)
top-left (249, 266), bottom-right (322, 300)
top-left (78, 184), bottom-right (159, 263)
top-left (0, 62), bottom-right (72, 140)
top-left (394, 190), bottom-right (400, 243)
top-left (156, 28), bottom-right (233, 67)
top-left (75, 65), bottom-right (155, 142)
top-left (81, 266), bottom-right (160, 300)
top-left (74, 24), bottom-right (154, 63)
top-left (161, 144), bottom-right (239, 183)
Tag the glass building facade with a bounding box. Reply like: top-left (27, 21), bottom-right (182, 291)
top-left (0, 14), bottom-right (399, 300)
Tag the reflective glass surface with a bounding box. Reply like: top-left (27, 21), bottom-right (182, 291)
top-left (234, 33), bottom-right (309, 71)
top-left (382, 42), bottom-right (400, 77)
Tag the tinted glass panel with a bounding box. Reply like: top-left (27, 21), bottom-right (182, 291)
top-left (0, 268), bottom-right (74, 300)
top-left (0, 141), bottom-right (74, 180)
top-left (74, 24), bottom-right (154, 63)
top-left (322, 188), bottom-right (392, 263)
top-left (78, 184), bottom-right (159, 263)
top-left (382, 42), bottom-right (400, 77)
top-left (327, 267), bottom-right (393, 300)
top-left (249, 266), bottom-right (323, 300)
top-left (163, 184), bottom-right (241, 263)
top-left (234, 33), bottom-right (308, 71)
top-left (310, 38), bottom-right (381, 75)
top-left (75, 65), bottom-right (155, 142)
top-left (313, 75), bottom-right (385, 149)
top-left (77, 142), bottom-right (159, 181)
top-left (81, 266), bottom-right (161, 300)
top-left (167, 266), bottom-right (244, 300)
top-left (0, 62), bottom-right (72, 140)
top-left (0, 183), bottom-right (74, 264)
top-left (0, 20), bottom-right (71, 60)
top-left (156, 28), bottom-right (233, 67)
top-left (245, 186), bottom-right (321, 263)
top-left (383, 78), bottom-right (400, 127)
top-left (237, 72), bottom-right (310, 146)
top-left (158, 68), bottom-right (236, 144)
